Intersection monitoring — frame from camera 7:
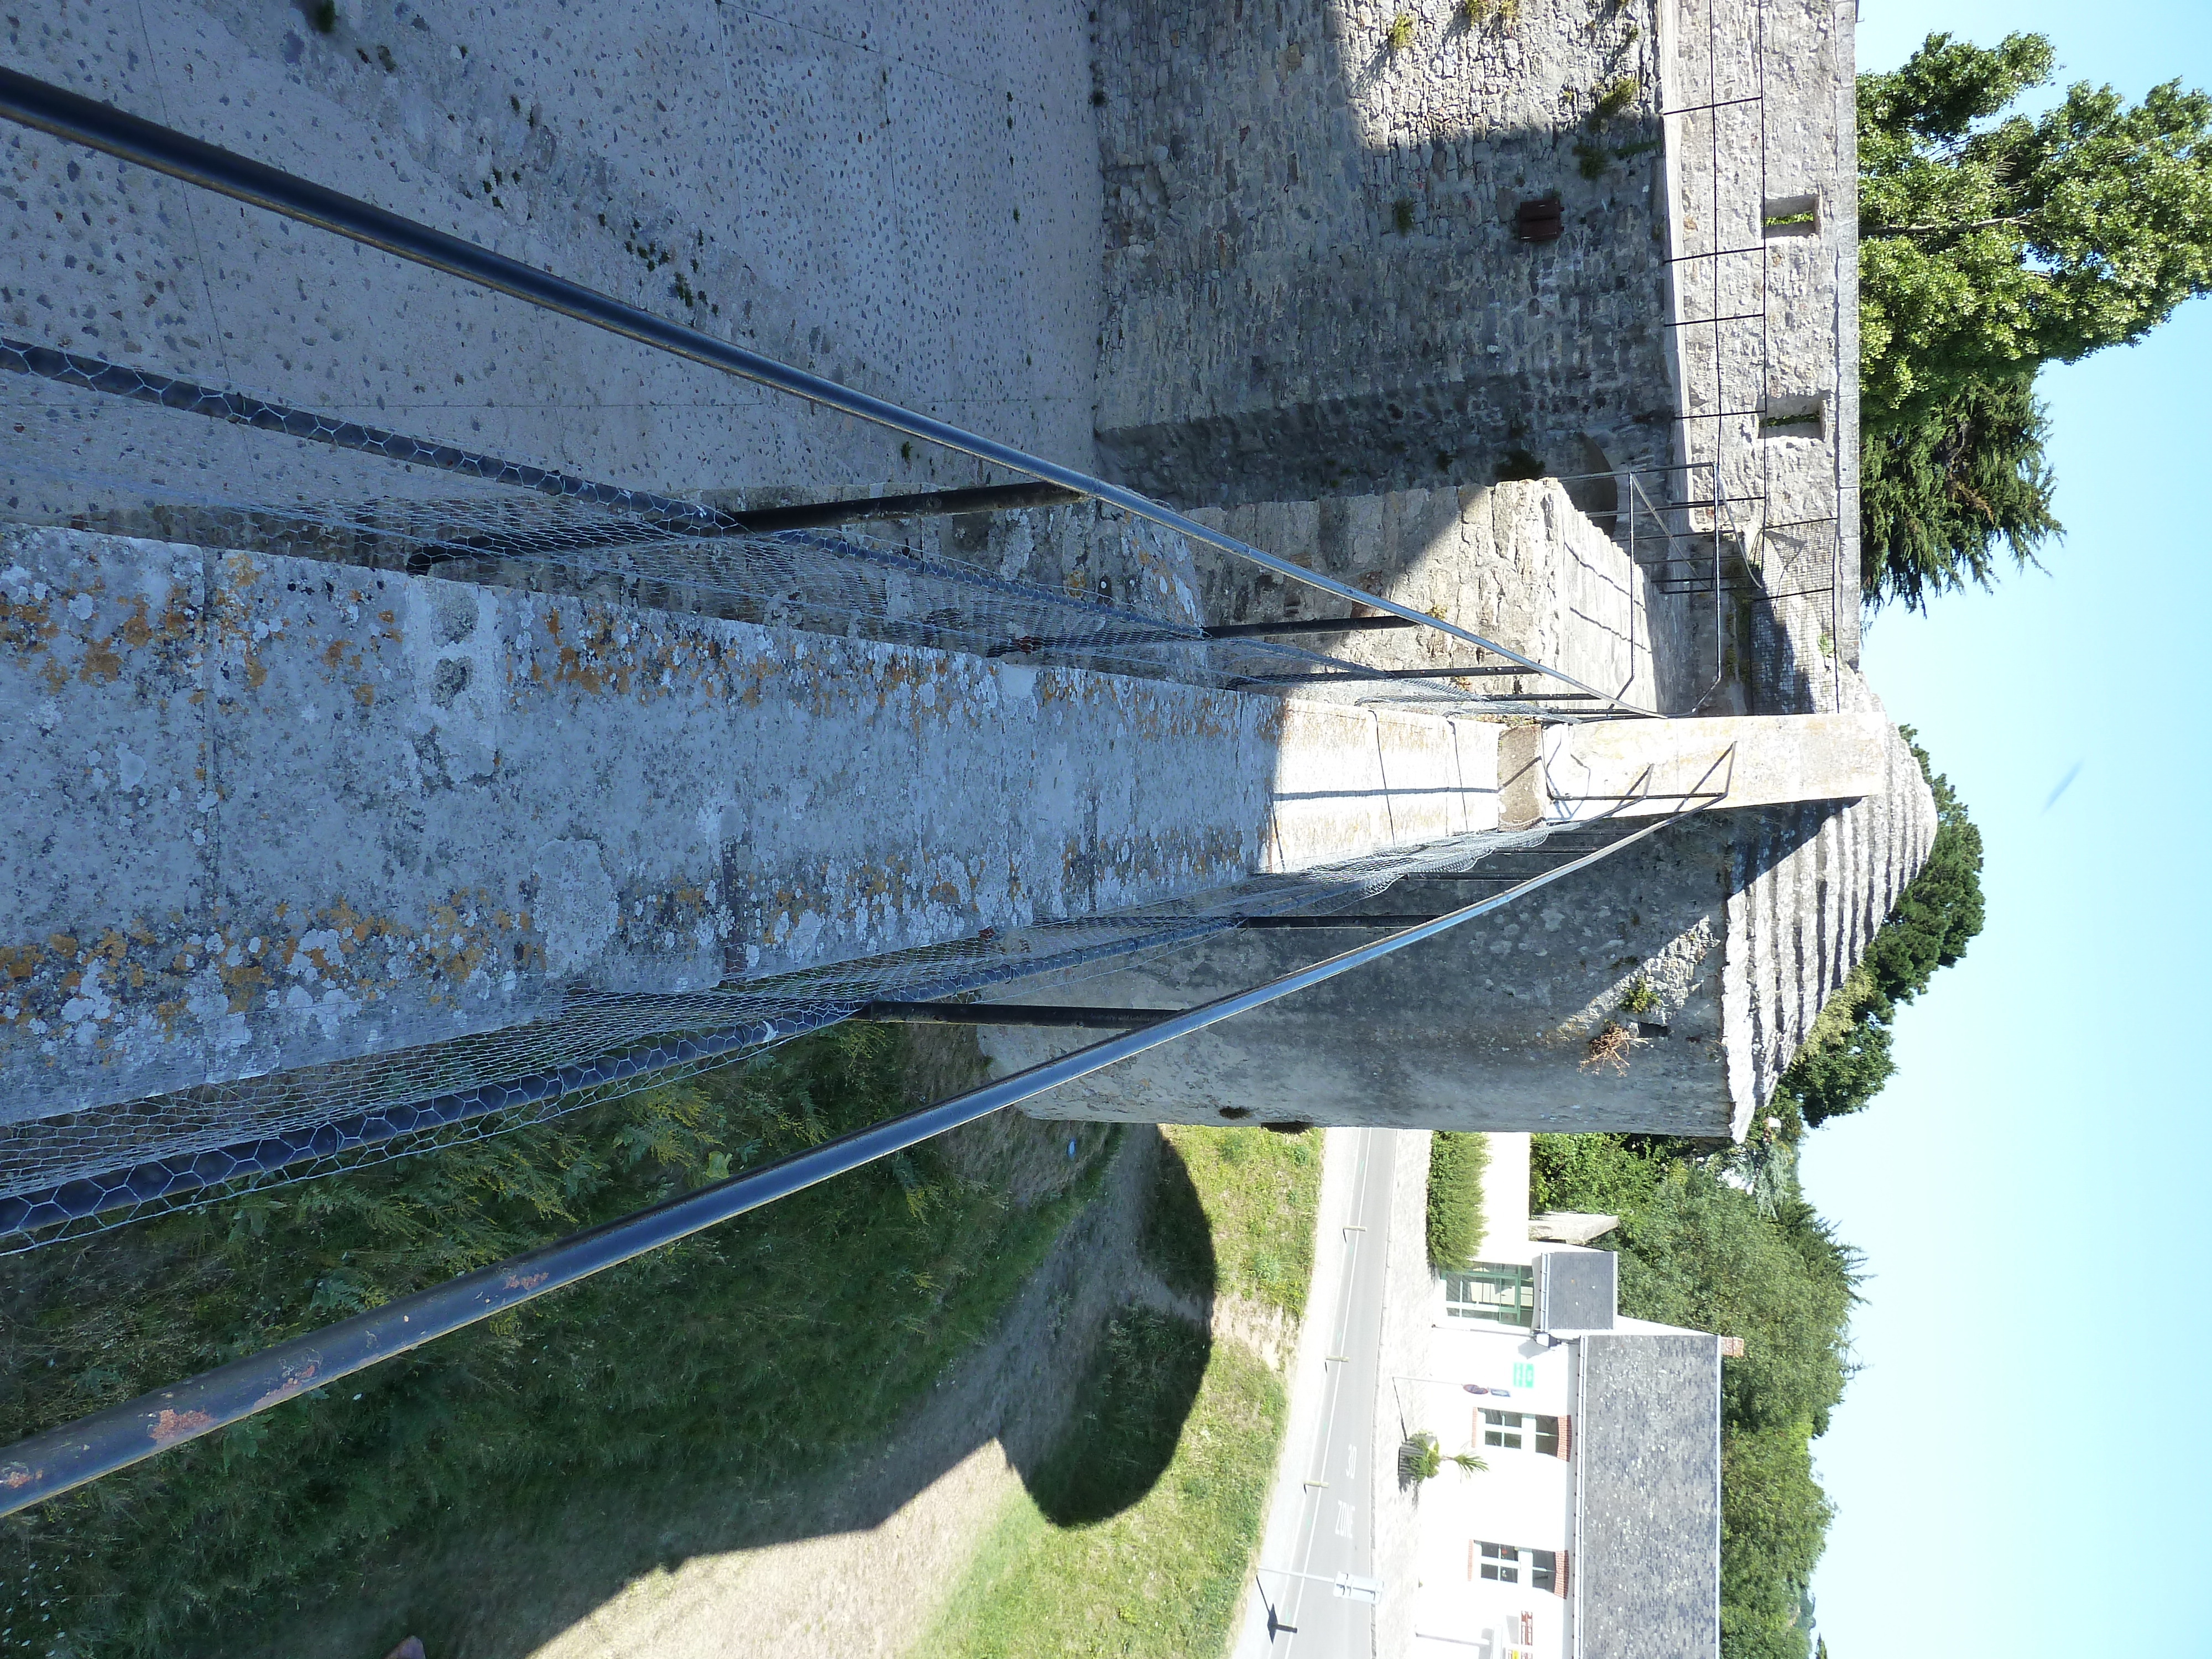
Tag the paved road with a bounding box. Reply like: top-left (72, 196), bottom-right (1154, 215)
top-left (1256, 1126), bottom-right (1397, 1657)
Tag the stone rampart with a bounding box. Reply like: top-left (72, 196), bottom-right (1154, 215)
top-left (1093, 0), bottom-right (1675, 505)
top-left (984, 671), bottom-right (1932, 1135)
top-left (0, 520), bottom-right (1509, 1121)
top-left (1185, 479), bottom-right (1657, 711)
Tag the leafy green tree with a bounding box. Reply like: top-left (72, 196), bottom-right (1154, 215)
top-left (1773, 734), bottom-right (1985, 1126)
top-left (1859, 33), bottom-right (2212, 603)
top-left (1615, 1167), bottom-right (1859, 1435)
top-left (1526, 1138), bottom-right (1858, 1659)
top-left (1860, 373), bottom-right (2060, 608)
top-left (1862, 33), bottom-right (2212, 419)
top-left (1720, 1423), bottom-right (1834, 1659)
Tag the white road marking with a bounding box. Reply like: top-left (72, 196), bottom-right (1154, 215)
top-left (1343, 1442), bottom-right (1357, 1478)
top-left (1334, 1501), bottom-right (1355, 1539)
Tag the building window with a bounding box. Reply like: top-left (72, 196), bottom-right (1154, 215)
top-left (1444, 1263), bottom-right (1535, 1326)
top-left (1474, 1543), bottom-right (1559, 1593)
top-left (1480, 1408), bottom-right (1562, 1455)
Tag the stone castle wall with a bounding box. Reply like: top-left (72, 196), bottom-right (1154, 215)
top-left (1091, 0), bottom-right (1677, 507)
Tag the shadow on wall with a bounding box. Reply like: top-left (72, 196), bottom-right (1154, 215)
top-left (1092, 0), bottom-right (1673, 508)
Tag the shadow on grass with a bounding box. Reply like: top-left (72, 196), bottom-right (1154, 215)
top-left (1139, 1124), bottom-right (1219, 1301)
top-left (1014, 1133), bottom-right (1215, 1526)
top-left (0, 1031), bottom-right (1136, 1659)
top-left (1024, 1304), bottom-right (1211, 1525)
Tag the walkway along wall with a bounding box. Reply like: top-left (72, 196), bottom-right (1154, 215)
top-left (0, 512), bottom-right (1526, 1123)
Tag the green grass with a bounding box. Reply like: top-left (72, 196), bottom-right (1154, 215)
top-left (0, 1029), bottom-right (1116, 1658)
top-left (1426, 1130), bottom-right (1491, 1270)
top-left (927, 1125), bottom-right (1322, 1657)
top-left (925, 1312), bottom-right (1285, 1658)
top-left (1156, 1124), bottom-right (1321, 1317)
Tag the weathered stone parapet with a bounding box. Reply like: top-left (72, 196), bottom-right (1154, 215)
top-left (1, 520), bottom-right (1517, 1123)
top-left (1720, 670), bottom-right (1933, 1133)
top-left (987, 812), bottom-right (1747, 1135)
top-left (985, 679), bottom-right (1934, 1139)
top-left (1542, 711), bottom-right (1893, 818)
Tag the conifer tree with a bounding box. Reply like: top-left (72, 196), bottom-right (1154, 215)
top-left (1858, 33), bottom-right (2212, 604)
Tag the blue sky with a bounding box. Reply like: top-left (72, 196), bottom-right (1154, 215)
top-left (1803, 3), bottom-right (2212, 1654)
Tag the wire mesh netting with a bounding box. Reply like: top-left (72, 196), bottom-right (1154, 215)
top-left (0, 817), bottom-right (1564, 1250)
top-left (0, 338), bottom-right (1584, 712)
top-left (0, 329), bottom-right (1604, 1254)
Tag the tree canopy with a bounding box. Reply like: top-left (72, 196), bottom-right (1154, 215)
top-left (1773, 732), bottom-right (1985, 1127)
top-left (1859, 34), bottom-right (2212, 604)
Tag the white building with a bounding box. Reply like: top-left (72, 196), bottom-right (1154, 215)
top-left (1405, 1135), bottom-right (1723, 1659)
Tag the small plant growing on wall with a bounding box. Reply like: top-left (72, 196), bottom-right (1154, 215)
top-left (1590, 74), bottom-right (1641, 122)
top-left (1386, 11), bottom-right (1417, 52)
top-left (1581, 1020), bottom-right (1638, 1074)
top-left (1620, 978), bottom-right (1660, 1016)
top-left (1463, 0), bottom-right (1520, 27)
top-left (1393, 196), bottom-right (1417, 234)
top-left (1401, 1432), bottom-right (1443, 1481)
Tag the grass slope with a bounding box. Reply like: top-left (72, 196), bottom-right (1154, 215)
top-left (926, 1125), bottom-right (1323, 1659)
top-left (0, 1029), bottom-right (1114, 1658)
top-left (1147, 1124), bottom-right (1320, 1318)
top-left (926, 1321), bottom-right (1282, 1659)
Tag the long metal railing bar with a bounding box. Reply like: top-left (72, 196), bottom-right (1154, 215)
top-left (0, 337), bottom-right (1173, 643)
top-left (9, 352), bottom-right (1464, 693)
top-left (1250, 683), bottom-right (1600, 700)
top-left (1202, 617), bottom-right (1420, 638)
top-left (1227, 665), bottom-right (1558, 682)
top-left (0, 809), bottom-right (1689, 1515)
top-left (1667, 406), bottom-right (1782, 422)
top-left (718, 482), bottom-right (1084, 530)
top-left (1627, 495), bottom-right (1766, 512)
top-left (1229, 914), bottom-right (1459, 927)
top-left (3, 336), bottom-right (722, 528)
top-left (0, 1009), bottom-right (820, 1241)
top-left (0, 69), bottom-right (1647, 717)
top-left (1656, 93), bottom-right (1766, 116)
top-left (857, 1001), bottom-right (1174, 1029)
top-left (985, 613), bottom-right (1430, 658)
top-left (1663, 244), bottom-right (1770, 263)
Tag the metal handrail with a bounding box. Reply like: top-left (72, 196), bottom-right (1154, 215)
top-left (0, 68), bottom-right (1651, 717)
top-left (0, 810), bottom-right (1693, 1514)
